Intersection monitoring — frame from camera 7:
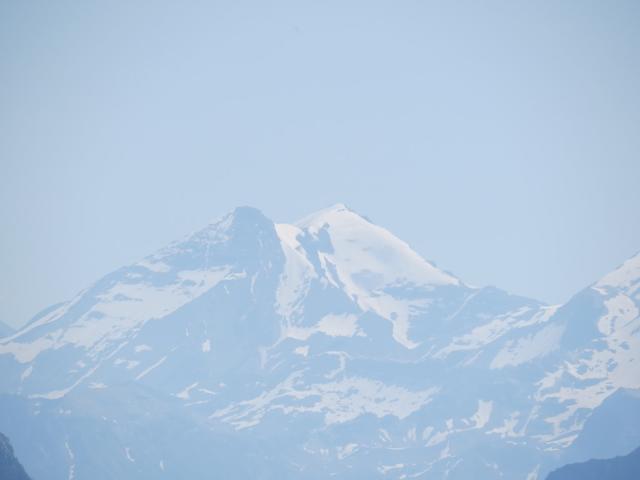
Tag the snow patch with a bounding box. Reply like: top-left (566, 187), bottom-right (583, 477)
top-left (275, 223), bottom-right (316, 323)
top-left (176, 382), bottom-right (199, 400)
top-left (212, 373), bottom-right (439, 429)
top-left (294, 345), bottom-right (309, 357)
top-left (598, 294), bottom-right (638, 336)
top-left (295, 204), bottom-right (459, 349)
top-left (595, 254), bottom-right (640, 291)
top-left (471, 400), bottom-right (493, 428)
top-left (490, 323), bottom-right (564, 369)
top-left (124, 447), bottom-right (135, 462)
top-left (136, 356), bottom-right (167, 381)
top-left (436, 306), bottom-right (556, 358)
top-left (64, 440), bottom-right (75, 480)
top-left (337, 443), bottom-right (358, 460)
top-left (284, 313), bottom-right (361, 340)
top-left (137, 259), bottom-right (171, 273)
top-left (21, 365), bottom-right (33, 381)
top-left (0, 267), bottom-right (236, 363)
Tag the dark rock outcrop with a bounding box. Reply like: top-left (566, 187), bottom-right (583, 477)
top-left (0, 432), bottom-right (31, 480)
top-left (547, 446), bottom-right (640, 480)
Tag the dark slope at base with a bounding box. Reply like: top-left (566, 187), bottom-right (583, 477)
top-left (0, 432), bottom-right (31, 480)
top-left (546, 446), bottom-right (640, 480)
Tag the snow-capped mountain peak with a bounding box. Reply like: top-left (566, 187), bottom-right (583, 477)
top-left (297, 203), bottom-right (459, 287)
top-left (0, 206), bottom-right (639, 480)
top-left (283, 203), bottom-right (462, 348)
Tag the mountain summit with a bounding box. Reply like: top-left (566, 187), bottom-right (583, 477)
top-left (0, 205), bottom-right (638, 480)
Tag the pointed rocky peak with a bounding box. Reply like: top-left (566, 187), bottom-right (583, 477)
top-left (228, 205), bottom-right (273, 226)
top-left (199, 206), bottom-right (274, 238)
top-left (216, 205), bottom-right (278, 244)
top-left (148, 206), bottom-right (280, 267)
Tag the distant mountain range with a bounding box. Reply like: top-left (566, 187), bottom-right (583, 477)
top-left (0, 204), bottom-right (638, 479)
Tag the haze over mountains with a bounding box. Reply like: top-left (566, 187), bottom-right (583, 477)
top-left (0, 204), bottom-right (638, 479)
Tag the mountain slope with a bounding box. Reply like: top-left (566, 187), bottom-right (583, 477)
top-left (546, 446), bottom-right (640, 480)
top-left (557, 388), bottom-right (640, 467)
top-left (0, 432), bottom-right (31, 480)
top-left (0, 321), bottom-right (14, 338)
top-left (0, 204), bottom-right (638, 479)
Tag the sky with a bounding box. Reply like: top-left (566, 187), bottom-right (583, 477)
top-left (1, 0), bottom-right (639, 328)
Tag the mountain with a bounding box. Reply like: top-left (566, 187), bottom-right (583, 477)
top-left (0, 432), bottom-right (31, 480)
top-left (554, 388), bottom-right (640, 467)
top-left (0, 321), bottom-right (14, 338)
top-left (546, 446), bottom-right (640, 480)
top-left (0, 204), bottom-right (638, 479)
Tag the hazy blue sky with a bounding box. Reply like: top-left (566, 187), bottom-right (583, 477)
top-left (1, 1), bottom-right (639, 328)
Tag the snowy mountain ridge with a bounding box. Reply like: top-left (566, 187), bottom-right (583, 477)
top-left (0, 204), bottom-right (638, 479)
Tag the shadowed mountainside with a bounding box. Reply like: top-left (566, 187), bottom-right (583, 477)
top-left (0, 432), bottom-right (31, 480)
top-left (547, 446), bottom-right (640, 480)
